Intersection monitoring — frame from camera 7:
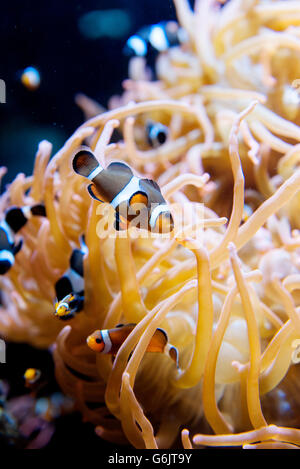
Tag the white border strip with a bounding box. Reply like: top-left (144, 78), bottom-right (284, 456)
top-left (101, 329), bottom-right (113, 354)
top-left (149, 203), bottom-right (169, 229)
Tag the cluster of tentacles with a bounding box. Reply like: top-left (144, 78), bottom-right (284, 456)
top-left (1, 0), bottom-right (300, 449)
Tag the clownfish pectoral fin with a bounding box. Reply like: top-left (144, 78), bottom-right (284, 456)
top-left (73, 147), bottom-right (101, 179)
top-left (13, 239), bottom-right (23, 255)
top-left (87, 184), bottom-right (104, 202)
top-left (129, 191), bottom-right (148, 207)
top-left (107, 161), bottom-right (133, 178)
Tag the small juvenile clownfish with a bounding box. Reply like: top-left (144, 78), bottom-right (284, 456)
top-left (124, 21), bottom-right (188, 59)
top-left (54, 241), bottom-right (87, 320)
top-left (24, 368), bottom-right (42, 388)
top-left (0, 204), bottom-right (46, 275)
top-left (146, 121), bottom-right (168, 148)
top-left (87, 323), bottom-right (179, 367)
top-left (35, 393), bottom-right (74, 422)
top-left (21, 66), bottom-right (41, 91)
top-left (72, 147), bottom-right (174, 233)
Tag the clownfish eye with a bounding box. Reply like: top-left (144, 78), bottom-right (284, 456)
top-left (156, 129), bottom-right (167, 145)
top-left (95, 338), bottom-right (102, 344)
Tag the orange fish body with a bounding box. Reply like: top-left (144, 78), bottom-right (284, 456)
top-left (87, 324), bottom-right (178, 366)
top-left (24, 368), bottom-right (42, 393)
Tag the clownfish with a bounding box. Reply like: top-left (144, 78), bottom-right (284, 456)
top-left (72, 147), bottom-right (174, 233)
top-left (87, 323), bottom-right (179, 367)
top-left (21, 66), bottom-right (41, 91)
top-left (24, 368), bottom-right (41, 388)
top-left (124, 21), bottom-right (188, 59)
top-left (54, 241), bottom-right (87, 320)
top-left (146, 121), bottom-right (168, 148)
top-left (35, 393), bottom-right (74, 422)
top-left (0, 204), bottom-right (46, 275)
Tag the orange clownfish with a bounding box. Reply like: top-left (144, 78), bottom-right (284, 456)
top-left (72, 147), bottom-right (174, 233)
top-left (21, 66), bottom-right (41, 91)
top-left (24, 368), bottom-right (41, 388)
top-left (87, 323), bottom-right (179, 367)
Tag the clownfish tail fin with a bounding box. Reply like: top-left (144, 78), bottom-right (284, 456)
top-left (164, 343), bottom-right (179, 368)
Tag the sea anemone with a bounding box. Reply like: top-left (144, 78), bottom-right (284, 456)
top-left (1, 0), bottom-right (300, 449)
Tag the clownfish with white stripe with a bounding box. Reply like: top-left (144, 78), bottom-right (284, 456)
top-left (0, 204), bottom-right (46, 275)
top-left (24, 368), bottom-right (42, 389)
top-left (72, 147), bottom-right (174, 233)
top-left (86, 323), bottom-right (179, 367)
top-left (54, 240), bottom-right (87, 320)
top-left (146, 121), bottom-right (168, 148)
top-left (124, 21), bottom-right (188, 60)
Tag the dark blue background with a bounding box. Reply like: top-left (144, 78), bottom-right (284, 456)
top-left (0, 0), bottom-right (179, 188)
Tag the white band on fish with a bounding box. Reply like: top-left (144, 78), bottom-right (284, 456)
top-left (1, 220), bottom-right (15, 244)
top-left (67, 268), bottom-right (84, 294)
top-left (110, 176), bottom-right (141, 209)
top-left (88, 165), bottom-right (104, 181)
top-left (22, 206), bottom-right (32, 219)
top-left (101, 329), bottom-right (112, 354)
top-left (0, 249), bottom-right (15, 265)
top-left (149, 203), bottom-right (169, 229)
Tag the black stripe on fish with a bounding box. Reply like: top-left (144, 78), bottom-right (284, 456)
top-left (5, 208), bottom-right (28, 233)
top-left (55, 276), bottom-right (73, 302)
top-left (0, 252), bottom-right (14, 275)
top-left (30, 204), bottom-right (46, 217)
top-left (73, 148), bottom-right (100, 178)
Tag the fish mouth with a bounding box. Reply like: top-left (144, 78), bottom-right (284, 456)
top-left (86, 334), bottom-right (104, 353)
top-left (54, 295), bottom-right (76, 319)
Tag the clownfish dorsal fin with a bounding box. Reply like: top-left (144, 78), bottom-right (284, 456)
top-left (87, 184), bottom-right (104, 202)
top-left (141, 178), bottom-right (161, 192)
top-left (115, 323), bottom-right (136, 329)
top-left (107, 161), bottom-right (133, 177)
top-left (73, 147), bottom-right (101, 179)
top-left (156, 327), bottom-right (169, 344)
